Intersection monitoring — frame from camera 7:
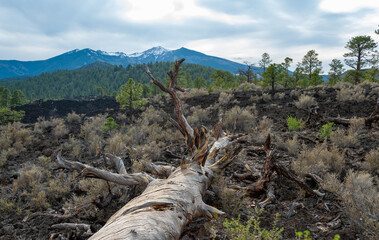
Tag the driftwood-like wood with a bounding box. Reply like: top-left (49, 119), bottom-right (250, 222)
top-left (56, 151), bottom-right (153, 186)
top-left (246, 135), bottom-right (324, 198)
top-left (54, 60), bottom-right (319, 239)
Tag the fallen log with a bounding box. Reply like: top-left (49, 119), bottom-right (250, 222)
top-left (54, 59), bottom-right (243, 239)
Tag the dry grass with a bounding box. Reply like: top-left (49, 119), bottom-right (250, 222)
top-left (295, 94), bottom-right (316, 110)
top-left (253, 116), bottom-right (274, 144)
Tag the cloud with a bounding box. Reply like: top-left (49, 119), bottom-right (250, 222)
top-left (0, 0), bottom-right (377, 71)
top-left (319, 0), bottom-right (379, 13)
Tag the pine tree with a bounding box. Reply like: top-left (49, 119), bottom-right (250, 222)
top-left (344, 35), bottom-right (378, 84)
top-left (301, 50), bottom-right (322, 86)
top-left (328, 59), bottom-right (345, 86)
top-left (116, 78), bottom-right (147, 110)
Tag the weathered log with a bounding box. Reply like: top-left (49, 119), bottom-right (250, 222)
top-left (54, 59), bottom-right (244, 239)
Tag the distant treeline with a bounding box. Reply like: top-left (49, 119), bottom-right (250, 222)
top-left (1, 62), bottom-right (217, 100)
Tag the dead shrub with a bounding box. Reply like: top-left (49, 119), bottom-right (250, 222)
top-left (363, 147), bottom-right (379, 174)
top-left (224, 105), bottom-right (258, 133)
top-left (295, 94), bottom-right (316, 110)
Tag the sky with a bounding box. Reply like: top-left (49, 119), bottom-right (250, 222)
top-left (0, 0), bottom-right (378, 71)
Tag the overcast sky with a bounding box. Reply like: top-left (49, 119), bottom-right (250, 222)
top-left (0, 0), bottom-right (378, 71)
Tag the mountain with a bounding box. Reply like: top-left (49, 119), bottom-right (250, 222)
top-left (0, 47), bottom-right (260, 80)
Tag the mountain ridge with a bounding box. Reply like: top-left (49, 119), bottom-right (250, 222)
top-left (0, 47), bottom-right (261, 80)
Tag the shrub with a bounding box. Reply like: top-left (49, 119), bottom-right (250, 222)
top-left (105, 132), bottom-right (127, 156)
top-left (262, 93), bottom-right (272, 101)
top-left (218, 92), bottom-right (234, 105)
top-left (0, 107), bottom-right (25, 125)
top-left (223, 208), bottom-right (283, 240)
top-left (188, 88), bottom-right (208, 98)
top-left (274, 92), bottom-right (285, 99)
top-left (336, 85), bottom-right (368, 102)
top-left (319, 122), bottom-right (334, 138)
top-left (103, 117), bottom-right (119, 132)
top-left (330, 128), bottom-right (358, 148)
top-left (287, 116), bottom-right (302, 131)
top-left (363, 147), bottom-right (379, 174)
top-left (66, 111), bottom-right (81, 123)
top-left (292, 141), bottom-right (345, 177)
top-left (224, 106), bottom-right (258, 133)
top-left (323, 170), bottom-right (379, 236)
top-left (53, 121), bottom-right (68, 139)
top-left (295, 94), bottom-right (316, 110)
top-left (286, 135), bottom-right (299, 156)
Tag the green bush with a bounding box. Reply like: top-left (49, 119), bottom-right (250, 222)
top-left (0, 107), bottom-right (25, 125)
top-left (319, 122), bottom-right (334, 138)
top-left (286, 116), bottom-right (302, 131)
top-left (223, 208), bottom-right (283, 240)
top-left (103, 117), bottom-right (119, 131)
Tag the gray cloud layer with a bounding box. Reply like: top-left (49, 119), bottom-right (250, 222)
top-left (0, 0), bottom-right (378, 71)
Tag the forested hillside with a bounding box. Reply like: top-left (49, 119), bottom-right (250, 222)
top-left (1, 62), bottom-right (215, 100)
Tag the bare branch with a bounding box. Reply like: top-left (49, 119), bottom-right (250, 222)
top-left (56, 151), bottom-right (153, 186)
top-left (105, 153), bottom-right (127, 174)
top-left (146, 59), bottom-right (195, 152)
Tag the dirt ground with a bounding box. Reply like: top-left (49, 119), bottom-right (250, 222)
top-left (1, 86), bottom-right (378, 239)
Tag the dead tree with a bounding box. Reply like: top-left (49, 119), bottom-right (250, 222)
top-left (55, 59), bottom-right (244, 239)
top-left (54, 59), bottom-right (320, 239)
